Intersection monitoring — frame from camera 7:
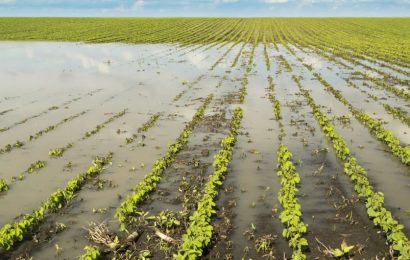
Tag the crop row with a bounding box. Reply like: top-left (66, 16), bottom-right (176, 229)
top-left (265, 74), bottom-right (308, 259)
top-left (35, 112), bottom-right (90, 142)
top-left (0, 154), bottom-right (112, 251)
top-left (276, 144), bottom-right (309, 260)
top-left (173, 40), bottom-right (245, 102)
top-left (283, 18), bottom-right (409, 70)
top-left (84, 109), bottom-right (126, 138)
top-left (48, 143), bottom-right (73, 158)
top-left (293, 37), bottom-right (409, 88)
top-left (173, 75), bottom-right (205, 102)
top-left (0, 105), bottom-right (60, 133)
top-left (1, 109), bottom-right (127, 196)
top-left (336, 51), bottom-right (410, 86)
top-left (267, 76), bottom-right (281, 120)
top-left (239, 78), bottom-right (248, 104)
top-left (263, 33), bottom-right (271, 71)
top-left (115, 94), bottom-right (213, 232)
top-left (302, 35), bottom-right (410, 85)
top-left (175, 106), bottom-right (243, 259)
top-left (0, 109), bottom-right (13, 116)
top-left (266, 74), bottom-right (286, 144)
top-left (294, 44), bottom-right (410, 131)
top-left (0, 160), bottom-right (45, 195)
top-left (383, 104), bottom-right (410, 127)
top-left (231, 42), bottom-right (247, 68)
top-left (307, 72), bottom-right (409, 165)
top-left (173, 34), bottom-right (250, 102)
top-left (296, 83), bottom-right (409, 259)
top-left (209, 41), bottom-right (240, 71)
top-left (0, 18), bottom-right (408, 66)
top-left (125, 113), bottom-right (161, 144)
top-left (238, 40), bottom-right (257, 104)
top-left (287, 36), bottom-right (410, 102)
top-left (0, 88), bottom-right (102, 134)
top-left (279, 38), bottom-right (408, 157)
top-left (343, 79), bottom-right (410, 128)
top-left (173, 38), bottom-right (246, 103)
top-left (273, 22), bottom-right (409, 91)
top-left (0, 110), bottom-right (88, 155)
top-left (361, 73), bottom-right (410, 102)
top-left (267, 76), bottom-right (307, 257)
top-left (333, 49), bottom-right (409, 91)
top-left (278, 55), bottom-right (292, 72)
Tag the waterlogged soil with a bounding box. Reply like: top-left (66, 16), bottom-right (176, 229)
top-left (280, 45), bottom-right (410, 232)
top-left (0, 42), bottom-right (408, 259)
top-left (289, 44), bottom-right (410, 144)
top-left (272, 52), bottom-right (390, 258)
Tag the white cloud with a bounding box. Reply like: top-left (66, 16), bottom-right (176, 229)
top-left (301, 0), bottom-right (338, 3)
top-left (299, 0), bottom-right (346, 10)
top-left (0, 0), bottom-right (15, 4)
top-left (132, 0), bottom-right (144, 10)
top-left (213, 0), bottom-right (239, 3)
top-left (264, 0), bottom-right (288, 3)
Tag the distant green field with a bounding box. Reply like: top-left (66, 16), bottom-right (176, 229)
top-left (0, 17), bottom-right (409, 66)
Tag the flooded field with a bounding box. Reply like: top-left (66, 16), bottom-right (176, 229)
top-left (0, 39), bottom-right (409, 260)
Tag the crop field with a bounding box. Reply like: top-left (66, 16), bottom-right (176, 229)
top-left (0, 18), bottom-right (409, 259)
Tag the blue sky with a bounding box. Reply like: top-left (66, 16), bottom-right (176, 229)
top-left (0, 0), bottom-right (409, 17)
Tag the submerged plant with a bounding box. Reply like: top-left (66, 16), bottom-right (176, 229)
top-left (175, 107), bottom-right (243, 259)
top-left (79, 245), bottom-right (100, 260)
top-left (115, 95), bottom-right (213, 232)
top-left (0, 179), bottom-right (9, 192)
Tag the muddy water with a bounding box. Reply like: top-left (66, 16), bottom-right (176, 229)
top-left (295, 45), bottom-right (410, 106)
top-left (136, 44), bottom-right (242, 215)
top-left (25, 43), bottom-right (242, 259)
top-left (25, 104), bottom-right (205, 260)
top-left (358, 58), bottom-right (410, 83)
top-left (289, 44), bottom-right (410, 144)
top-left (0, 42), bottom-right (228, 220)
top-left (351, 78), bottom-right (410, 114)
top-left (359, 54), bottom-right (410, 79)
top-left (0, 42), bottom-right (229, 161)
top-left (0, 41), bottom-right (240, 259)
top-left (294, 45), bottom-right (410, 104)
top-left (0, 43), bottom-right (186, 127)
top-left (273, 49), bottom-right (390, 258)
top-left (0, 41), bottom-right (409, 259)
top-left (228, 44), bottom-right (289, 259)
top-left (291, 44), bottom-right (410, 89)
top-left (279, 45), bottom-right (410, 234)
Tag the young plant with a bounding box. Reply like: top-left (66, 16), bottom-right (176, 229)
top-left (115, 95), bottom-right (213, 232)
top-left (84, 109), bottom-right (127, 138)
top-left (331, 240), bottom-right (354, 258)
top-left (79, 245), bottom-right (100, 260)
top-left (175, 107), bottom-right (243, 259)
top-left (125, 113), bottom-right (161, 144)
top-left (296, 82), bottom-right (409, 259)
top-left (0, 179), bottom-right (9, 192)
top-left (48, 144), bottom-right (72, 158)
top-left (0, 154), bottom-right (112, 250)
top-left (276, 144), bottom-right (308, 259)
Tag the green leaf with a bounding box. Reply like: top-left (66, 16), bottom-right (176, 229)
top-left (332, 248), bottom-right (344, 257)
top-left (341, 240), bottom-right (354, 253)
